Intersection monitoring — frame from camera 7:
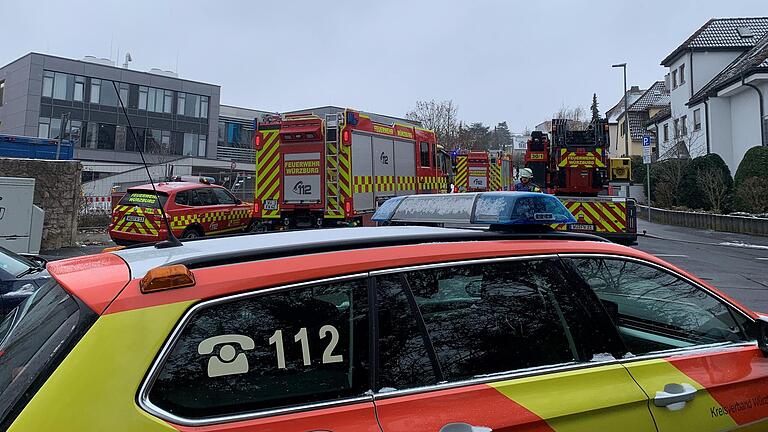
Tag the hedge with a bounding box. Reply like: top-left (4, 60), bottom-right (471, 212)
top-left (679, 154), bottom-right (733, 211)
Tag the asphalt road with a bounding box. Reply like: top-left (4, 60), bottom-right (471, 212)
top-left (633, 219), bottom-right (768, 312)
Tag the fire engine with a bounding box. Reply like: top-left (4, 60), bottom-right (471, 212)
top-left (453, 150), bottom-right (514, 192)
top-left (524, 118), bottom-right (637, 244)
top-left (251, 109), bottom-right (451, 230)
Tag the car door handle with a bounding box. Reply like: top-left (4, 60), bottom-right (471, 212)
top-left (654, 383), bottom-right (697, 411)
top-left (440, 422), bottom-right (492, 432)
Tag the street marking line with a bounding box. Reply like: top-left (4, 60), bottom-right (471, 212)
top-left (654, 254), bottom-right (689, 258)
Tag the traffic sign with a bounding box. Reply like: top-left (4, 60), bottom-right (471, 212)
top-left (642, 135), bottom-right (652, 164)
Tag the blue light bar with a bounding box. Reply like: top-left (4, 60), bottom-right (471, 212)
top-left (372, 192), bottom-right (577, 226)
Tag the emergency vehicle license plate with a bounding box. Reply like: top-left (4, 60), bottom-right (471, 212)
top-left (569, 223), bottom-right (595, 231)
top-left (125, 215), bottom-right (145, 223)
top-left (263, 199), bottom-right (278, 211)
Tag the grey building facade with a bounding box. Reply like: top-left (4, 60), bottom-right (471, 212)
top-left (0, 53), bottom-right (221, 165)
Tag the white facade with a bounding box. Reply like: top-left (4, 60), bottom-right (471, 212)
top-left (709, 76), bottom-right (768, 173)
top-left (662, 51), bottom-right (744, 160)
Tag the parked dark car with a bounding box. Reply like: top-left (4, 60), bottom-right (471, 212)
top-left (0, 246), bottom-right (49, 317)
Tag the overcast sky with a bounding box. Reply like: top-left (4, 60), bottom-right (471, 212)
top-left (2, 0), bottom-right (767, 131)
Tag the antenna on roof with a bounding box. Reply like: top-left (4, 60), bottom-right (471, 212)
top-left (112, 81), bottom-right (182, 248)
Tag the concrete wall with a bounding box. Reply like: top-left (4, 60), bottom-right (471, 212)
top-left (0, 54), bottom-right (34, 136)
top-left (638, 205), bottom-right (768, 237)
top-left (0, 157), bottom-right (82, 249)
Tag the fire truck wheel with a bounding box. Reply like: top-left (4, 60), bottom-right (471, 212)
top-left (181, 227), bottom-right (203, 239)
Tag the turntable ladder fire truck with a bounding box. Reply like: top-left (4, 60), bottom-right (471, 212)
top-left (252, 109), bottom-right (450, 230)
top-left (524, 119), bottom-right (637, 244)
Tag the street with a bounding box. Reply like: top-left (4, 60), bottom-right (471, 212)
top-left (634, 219), bottom-right (768, 312)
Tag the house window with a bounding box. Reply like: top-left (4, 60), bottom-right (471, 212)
top-left (673, 119), bottom-right (679, 138)
top-left (681, 115), bottom-right (688, 136)
top-left (672, 70), bottom-right (677, 89)
top-left (177, 93), bottom-right (185, 115)
top-left (163, 90), bottom-right (173, 114)
top-left (38, 118), bottom-right (51, 138)
top-left (679, 64), bottom-right (685, 84)
top-left (663, 124), bottom-right (669, 142)
top-left (200, 96), bottom-right (209, 119)
top-left (693, 109), bottom-right (701, 131)
top-left (620, 121), bottom-right (625, 137)
top-left (0, 80), bottom-right (4, 106)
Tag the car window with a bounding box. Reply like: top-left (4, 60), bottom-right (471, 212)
top-left (0, 248), bottom-right (34, 278)
top-left (193, 188), bottom-right (217, 206)
top-left (119, 191), bottom-right (169, 209)
top-left (565, 258), bottom-right (750, 355)
top-left (147, 278), bottom-right (370, 420)
top-left (376, 274), bottom-right (438, 391)
top-left (211, 188), bottom-right (236, 205)
top-left (174, 191), bottom-right (190, 206)
top-left (0, 280), bottom-right (95, 428)
top-left (377, 259), bottom-right (578, 386)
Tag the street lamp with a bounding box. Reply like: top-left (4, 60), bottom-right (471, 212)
top-left (612, 63), bottom-right (629, 158)
top-left (612, 63), bottom-right (630, 199)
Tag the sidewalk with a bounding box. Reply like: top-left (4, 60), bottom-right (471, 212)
top-left (40, 230), bottom-right (114, 261)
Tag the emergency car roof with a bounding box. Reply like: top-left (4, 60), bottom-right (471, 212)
top-left (113, 226), bottom-right (603, 279)
top-left (128, 182), bottom-right (218, 193)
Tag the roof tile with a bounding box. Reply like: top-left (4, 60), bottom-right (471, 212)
top-left (662, 17), bottom-right (768, 65)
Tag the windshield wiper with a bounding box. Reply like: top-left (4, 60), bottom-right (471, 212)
top-left (16, 266), bottom-right (44, 279)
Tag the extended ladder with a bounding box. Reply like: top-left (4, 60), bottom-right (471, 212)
top-left (324, 113), bottom-right (343, 218)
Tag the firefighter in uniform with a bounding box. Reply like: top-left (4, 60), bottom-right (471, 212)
top-left (514, 168), bottom-right (542, 192)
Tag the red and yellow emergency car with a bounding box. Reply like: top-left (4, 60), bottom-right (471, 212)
top-left (3, 192), bottom-right (768, 431)
top-left (108, 181), bottom-right (253, 245)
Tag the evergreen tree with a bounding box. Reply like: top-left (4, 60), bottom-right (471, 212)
top-left (591, 93), bottom-right (600, 122)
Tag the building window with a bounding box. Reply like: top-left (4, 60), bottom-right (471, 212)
top-left (198, 135), bottom-right (207, 156)
top-left (119, 83), bottom-right (129, 105)
top-left (217, 121), bottom-right (225, 145)
top-left (681, 115), bottom-right (688, 136)
top-left (672, 70), bottom-right (677, 89)
top-left (38, 118), bottom-right (50, 138)
top-left (663, 124), bottom-right (669, 142)
top-left (693, 109), bottom-right (701, 131)
top-left (679, 64), bottom-right (685, 84)
top-left (115, 125), bottom-right (127, 151)
top-left (177, 93), bottom-right (186, 115)
top-left (673, 119), bottom-right (679, 138)
top-left (139, 86), bottom-right (148, 110)
top-left (620, 121), bottom-right (625, 137)
top-left (74, 76), bottom-right (85, 102)
top-left (99, 81), bottom-right (119, 107)
top-left (67, 120), bottom-right (82, 146)
top-left (163, 90), bottom-right (173, 114)
top-left (200, 96), bottom-right (209, 118)
top-left (0, 80), bottom-right (4, 106)
top-left (97, 123), bottom-right (116, 150)
top-left (52, 72), bottom-right (67, 100)
top-left (90, 79), bottom-right (101, 103)
top-left (42, 71), bottom-right (54, 97)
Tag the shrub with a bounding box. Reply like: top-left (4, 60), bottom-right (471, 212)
top-left (679, 154), bottom-right (732, 211)
top-left (630, 155), bottom-right (646, 184)
top-left (734, 146), bottom-right (768, 187)
top-left (733, 146), bottom-right (768, 212)
top-left (648, 158), bottom-right (689, 206)
top-left (734, 177), bottom-right (768, 214)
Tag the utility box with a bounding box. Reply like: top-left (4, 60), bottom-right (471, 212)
top-left (0, 177), bottom-right (45, 254)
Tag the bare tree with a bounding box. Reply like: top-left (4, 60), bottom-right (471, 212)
top-left (406, 100), bottom-right (460, 148)
top-left (653, 158), bottom-right (689, 208)
top-left (697, 167), bottom-right (729, 213)
top-left (552, 105), bottom-right (588, 130)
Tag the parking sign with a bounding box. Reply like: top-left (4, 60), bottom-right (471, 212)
top-left (642, 135), bottom-right (652, 164)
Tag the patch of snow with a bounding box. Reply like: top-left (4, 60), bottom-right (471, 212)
top-left (590, 353), bottom-right (616, 362)
top-left (719, 241), bottom-right (768, 250)
top-left (622, 352), bottom-right (636, 359)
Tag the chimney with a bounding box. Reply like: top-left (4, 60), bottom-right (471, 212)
top-left (629, 86), bottom-right (641, 92)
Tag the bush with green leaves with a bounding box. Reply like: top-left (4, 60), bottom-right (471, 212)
top-left (734, 146), bottom-right (768, 186)
top-left (679, 154), bottom-right (733, 212)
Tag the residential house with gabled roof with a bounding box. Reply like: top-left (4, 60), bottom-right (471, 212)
top-left (658, 17), bottom-right (768, 167)
top-left (605, 85), bottom-right (645, 156)
top-left (685, 31), bottom-right (768, 173)
top-left (615, 81), bottom-right (669, 157)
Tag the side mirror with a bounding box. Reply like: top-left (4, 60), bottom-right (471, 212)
top-left (757, 317), bottom-right (768, 356)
